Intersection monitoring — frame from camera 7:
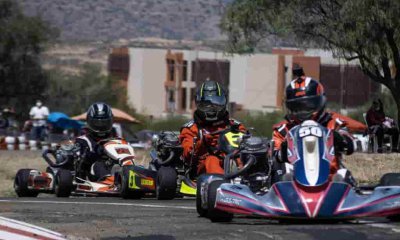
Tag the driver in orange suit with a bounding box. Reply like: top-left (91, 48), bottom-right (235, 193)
top-left (272, 66), bottom-right (354, 182)
top-left (179, 80), bottom-right (246, 175)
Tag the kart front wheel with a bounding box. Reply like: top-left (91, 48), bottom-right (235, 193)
top-left (55, 169), bottom-right (73, 197)
top-left (196, 175), bottom-right (208, 217)
top-left (207, 180), bottom-right (233, 222)
top-left (380, 173), bottom-right (400, 221)
top-left (14, 169), bottom-right (39, 197)
top-left (156, 167), bottom-right (177, 200)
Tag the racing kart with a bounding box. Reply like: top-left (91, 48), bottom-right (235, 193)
top-left (198, 120), bottom-right (400, 222)
top-left (147, 125), bottom-right (248, 200)
top-left (14, 138), bottom-right (156, 199)
top-left (148, 131), bottom-right (196, 200)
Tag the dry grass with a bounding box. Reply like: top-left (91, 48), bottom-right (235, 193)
top-left (0, 151), bottom-right (399, 197)
top-left (343, 153), bottom-right (400, 184)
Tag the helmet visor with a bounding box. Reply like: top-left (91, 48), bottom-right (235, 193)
top-left (89, 118), bottom-right (113, 133)
top-left (286, 95), bottom-right (325, 118)
top-left (196, 95), bottom-right (227, 112)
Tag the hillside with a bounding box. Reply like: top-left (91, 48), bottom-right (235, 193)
top-left (18, 0), bottom-right (231, 42)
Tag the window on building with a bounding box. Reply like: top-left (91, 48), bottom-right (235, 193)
top-left (182, 60), bottom-right (188, 82)
top-left (167, 89), bottom-right (175, 112)
top-left (181, 88), bottom-right (187, 110)
top-left (167, 59), bottom-right (175, 81)
top-left (190, 87), bottom-right (196, 109)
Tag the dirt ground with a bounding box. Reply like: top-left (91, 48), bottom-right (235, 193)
top-left (0, 151), bottom-right (399, 197)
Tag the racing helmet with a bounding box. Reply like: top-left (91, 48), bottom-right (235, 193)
top-left (285, 78), bottom-right (326, 122)
top-left (86, 102), bottom-right (113, 137)
top-left (292, 64), bottom-right (305, 78)
top-left (195, 80), bottom-right (227, 123)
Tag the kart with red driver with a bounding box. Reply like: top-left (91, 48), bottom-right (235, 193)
top-left (198, 120), bottom-right (400, 222)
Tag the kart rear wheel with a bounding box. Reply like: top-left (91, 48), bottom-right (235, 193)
top-left (196, 175), bottom-right (208, 217)
top-left (207, 180), bottom-right (233, 222)
top-left (379, 173), bottom-right (400, 186)
top-left (156, 167), bottom-right (177, 200)
top-left (120, 166), bottom-right (143, 199)
top-left (14, 169), bottom-right (39, 197)
top-left (55, 169), bottom-right (73, 197)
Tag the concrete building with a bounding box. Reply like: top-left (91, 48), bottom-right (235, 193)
top-left (108, 47), bottom-right (379, 118)
top-left (114, 48), bottom-right (288, 117)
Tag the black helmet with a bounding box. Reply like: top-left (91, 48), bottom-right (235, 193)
top-left (86, 102), bottom-right (113, 137)
top-left (285, 78), bottom-right (326, 122)
top-left (195, 80), bottom-right (227, 123)
top-left (292, 64), bottom-right (305, 78)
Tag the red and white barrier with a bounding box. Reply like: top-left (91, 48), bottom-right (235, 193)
top-left (0, 216), bottom-right (66, 240)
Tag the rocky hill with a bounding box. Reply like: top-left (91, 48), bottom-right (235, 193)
top-left (18, 0), bottom-right (231, 42)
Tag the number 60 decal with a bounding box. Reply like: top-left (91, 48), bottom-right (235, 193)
top-left (299, 126), bottom-right (322, 137)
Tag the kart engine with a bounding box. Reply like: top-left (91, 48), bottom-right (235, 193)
top-left (152, 131), bottom-right (183, 166)
top-left (54, 140), bottom-right (80, 170)
top-left (239, 136), bottom-right (270, 192)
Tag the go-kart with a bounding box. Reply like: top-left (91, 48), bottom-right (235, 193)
top-left (196, 130), bottom-right (270, 220)
top-left (148, 131), bottom-right (196, 200)
top-left (14, 138), bottom-right (156, 199)
top-left (199, 120), bottom-right (400, 222)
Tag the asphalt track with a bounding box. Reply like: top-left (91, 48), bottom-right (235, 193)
top-left (1, 196), bottom-right (400, 240)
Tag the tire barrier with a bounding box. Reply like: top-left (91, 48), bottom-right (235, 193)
top-left (0, 135), bottom-right (56, 151)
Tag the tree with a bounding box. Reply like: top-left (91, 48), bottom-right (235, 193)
top-left (221, 0), bottom-right (400, 123)
top-left (45, 63), bottom-right (127, 116)
top-left (0, 0), bottom-right (56, 120)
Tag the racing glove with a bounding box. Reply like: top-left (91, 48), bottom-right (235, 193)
top-left (274, 141), bottom-right (288, 163)
top-left (334, 130), bottom-right (354, 155)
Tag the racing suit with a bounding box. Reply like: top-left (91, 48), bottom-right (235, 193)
top-left (75, 132), bottom-right (114, 181)
top-left (179, 113), bottom-right (246, 175)
top-left (272, 111), bottom-right (354, 181)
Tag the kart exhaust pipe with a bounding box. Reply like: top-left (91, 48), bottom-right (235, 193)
top-left (155, 151), bottom-right (175, 166)
top-left (224, 153), bottom-right (256, 179)
top-left (42, 149), bottom-right (70, 168)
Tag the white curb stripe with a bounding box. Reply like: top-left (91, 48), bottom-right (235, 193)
top-left (0, 216), bottom-right (65, 240)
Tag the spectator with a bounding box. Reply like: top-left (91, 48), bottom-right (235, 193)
top-left (366, 99), bottom-right (399, 153)
top-left (29, 100), bottom-right (49, 141)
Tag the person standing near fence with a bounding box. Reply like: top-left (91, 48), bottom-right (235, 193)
top-left (29, 100), bottom-right (49, 141)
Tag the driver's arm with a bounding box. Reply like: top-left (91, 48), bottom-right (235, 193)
top-left (179, 127), bottom-right (202, 163)
top-left (333, 130), bottom-right (355, 155)
top-left (272, 128), bottom-right (287, 162)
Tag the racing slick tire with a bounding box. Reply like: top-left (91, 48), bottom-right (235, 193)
top-left (120, 166), bottom-right (143, 199)
top-left (196, 175), bottom-right (208, 217)
top-left (379, 173), bottom-right (400, 221)
top-left (55, 169), bottom-right (73, 197)
top-left (156, 167), bottom-right (177, 200)
top-left (207, 180), bottom-right (233, 222)
top-left (379, 173), bottom-right (400, 186)
top-left (14, 169), bottom-right (39, 197)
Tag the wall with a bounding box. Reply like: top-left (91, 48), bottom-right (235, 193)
top-left (127, 48), bottom-right (167, 116)
top-left (243, 54), bottom-right (280, 111)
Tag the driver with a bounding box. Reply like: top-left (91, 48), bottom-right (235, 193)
top-left (272, 66), bottom-right (354, 182)
top-left (179, 80), bottom-right (246, 175)
top-left (75, 102), bottom-right (115, 181)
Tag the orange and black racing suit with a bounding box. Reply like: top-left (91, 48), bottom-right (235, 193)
top-left (179, 115), bottom-right (246, 175)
